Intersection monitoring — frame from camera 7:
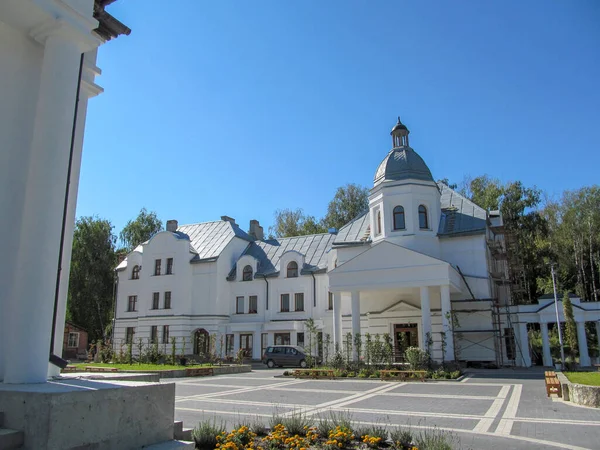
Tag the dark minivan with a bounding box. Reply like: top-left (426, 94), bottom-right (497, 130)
top-left (262, 345), bottom-right (319, 368)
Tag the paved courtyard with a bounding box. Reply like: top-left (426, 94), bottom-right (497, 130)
top-left (170, 368), bottom-right (600, 450)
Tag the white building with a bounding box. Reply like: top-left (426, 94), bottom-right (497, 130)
top-left (113, 119), bottom-right (600, 367)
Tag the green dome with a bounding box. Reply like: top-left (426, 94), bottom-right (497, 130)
top-left (374, 146), bottom-right (434, 185)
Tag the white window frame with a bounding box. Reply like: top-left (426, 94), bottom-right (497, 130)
top-left (67, 332), bottom-right (79, 348)
top-left (236, 296), bottom-right (244, 314)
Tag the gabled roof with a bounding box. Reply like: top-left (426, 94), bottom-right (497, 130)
top-left (438, 183), bottom-right (487, 236)
top-left (229, 233), bottom-right (336, 279)
top-left (178, 221), bottom-right (254, 262)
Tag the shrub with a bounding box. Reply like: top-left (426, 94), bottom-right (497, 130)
top-left (404, 346), bottom-right (428, 370)
top-left (269, 410), bottom-right (285, 431)
top-left (390, 426), bottom-right (413, 449)
top-left (323, 425), bottom-right (354, 450)
top-left (282, 370), bottom-right (290, 376)
top-left (357, 368), bottom-right (371, 378)
top-left (192, 418), bottom-right (226, 450)
top-left (280, 410), bottom-right (312, 436)
top-left (414, 426), bottom-right (459, 450)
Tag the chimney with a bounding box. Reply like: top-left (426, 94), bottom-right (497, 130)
top-left (249, 219), bottom-right (264, 241)
top-left (166, 220), bottom-right (178, 232)
top-left (221, 215), bottom-right (236, 225)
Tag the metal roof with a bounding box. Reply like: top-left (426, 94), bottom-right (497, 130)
top-left (333, 211), bottom-right (371, 245)
top-left (230, 233), bottom-right (337, 279)
top-left (374, 147), bottom-right (434, 185)
top-left (438, 183), bottom-right (487, 236)
top-left (178, 221), bottom-right (254, 262)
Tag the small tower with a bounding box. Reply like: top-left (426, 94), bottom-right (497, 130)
top-left (391, 117), bottom-right (409, 147)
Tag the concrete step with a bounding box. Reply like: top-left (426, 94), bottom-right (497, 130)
top-left (141, 440), bottom-right (194, 449)
top-left (0, 428), bottom-right (24, 450)
top-left (173, 421), bottom-right (193, 441)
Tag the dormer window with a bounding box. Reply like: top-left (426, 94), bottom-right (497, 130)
top-left (393, 206), bottom-right (405, 230)
top-left (287, 261), bottom-right (298, 278)
top-left (419, 205), bottom-right (429, 229)
top-left (242, 265), bottom-right (253, 281)
top-left (131, 265), bottom-right (140, 280)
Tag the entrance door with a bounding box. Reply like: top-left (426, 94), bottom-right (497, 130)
top-left (394, 323), bottom-right (418, 362)
top-left (240, 334), bottom-right (253, 358)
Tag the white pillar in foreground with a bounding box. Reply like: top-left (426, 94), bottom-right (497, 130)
top-left (3, 33), bottom-right (84, 384)
top-left (540, 322), bottom-right (552, 367)
top-left (576, 321), bottom-right (590, 367)
top-left (333, 292), bottom-right (342, 352)
top-left (420, 286), bottom-right (432, 353)
top-left (440, 285), bottom-right (454, 361)
top-left (350, 291), bottom-right (361, 361)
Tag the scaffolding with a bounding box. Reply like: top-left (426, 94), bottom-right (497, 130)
top-left (450, 211), bottom-right (525, 367)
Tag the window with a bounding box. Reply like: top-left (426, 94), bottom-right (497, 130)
top-left (164, 291), bottom-right (171, 309)
top-left (418, 205), bottom-right (429, 229)
top-left (243, 265), bottom-right (253, 281)
top-left (154, 259), bottom-right (161, 276)
top-left (226, 334), bottom-right (234, 356)
top-left (294, 293), bottom-right (304, 311)
top-left (166, 258), bottom-right (173, 275)
top-left (297, 332), bottom-right (305, 348)
top-left (150, 326), bottom-right (158, 344)
top-left (280, 293), bottom-right (290, 312)
top-left (67, 332), bottom-right (79, 348)
top-left (249, 295), bottom-right (258, 314)
top-left (127, 295), bottom-right (137, 312)
top-left (274, 332), bottom-right (290, 345)
top-left (377, 210), bottom-right (382, 235)
top-left (132, 265), bottom-right (140, 280)
top-left (152, 292), bottom-right (159, 310)
top-left (393, 205), bottom-right (405, 230)
top-left (240, 334), bottom-right (253, 357)
top-left (287, 261), bottom-right (298, 278)
top-left (328, 292), bottom-right (333, 310)
top-left (236, 296), bottom-right (244, 314)
top-left (162, 325), bottom-right (170, 344)
top-left (126, 327), bottom-right (135, 344)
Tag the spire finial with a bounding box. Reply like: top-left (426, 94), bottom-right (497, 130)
top-left (391, 117), bottom-right (410, 147)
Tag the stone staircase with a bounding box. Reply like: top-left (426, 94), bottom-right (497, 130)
top-left (0, 413), bottom-right (24, 450)
top-left (141, 421), bottom-right (194, 449)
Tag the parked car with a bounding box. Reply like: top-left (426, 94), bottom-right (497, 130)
top-left (262, 345), bottom-right (321, 368)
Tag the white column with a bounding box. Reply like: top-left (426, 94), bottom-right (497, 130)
top-left (351, 291), bottom-right (361, 361)
top-left (253, 330), bottom-right (261, 360)
top-left (540, 322), bottom-right (552, 367)
top-left (517, 323), bottom-right (532, 367)
top-left (3, 33), bottom-right (83, 384)
top-left (333, 292), bottom-right (342, 351)
top-left (440, 285), bottom-right (454, 361)
top-left (233, 333), bottom-right (240, 356)
top-left (576, 321), bottom-right (590, 367)
top-left (420, 286), bottom-right (432, 353)
top-left (596, 322), bottom-right (600, 361)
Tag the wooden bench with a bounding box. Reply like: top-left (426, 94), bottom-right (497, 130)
top-left (84, 366), bottom-right (119, 372)
top-left (593, 364), bottom-right (600, 372)
top-left (61, 365), bottom-right (79, 373)
top-left (185, 367), bottom-right (214, 377)
top-left (544, 371), bottom-right (562, 397)
top-left (292, 369), bottom-right (335, 379)
top-left (380, 370), bottom-right (427, 382)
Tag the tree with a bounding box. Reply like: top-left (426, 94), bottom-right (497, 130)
top-left (67, 216), bottom-right (117, 343)
top-left (323, 183), bottom-right (369, 231)
top-left (268, 208), bottom-right (326, 238)
top-left (119, 208), bottom-right (163, 251)
top-left (562, 292), bottom-right (578, 362)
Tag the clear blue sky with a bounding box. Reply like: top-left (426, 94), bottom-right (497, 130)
top-left (78, 0), bottom-right (600, 237)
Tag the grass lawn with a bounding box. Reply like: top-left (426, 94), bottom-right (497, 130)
top-left (72, 362), bottom-right (212, 371)
top-left (564, 371), bottom-right (600, 386)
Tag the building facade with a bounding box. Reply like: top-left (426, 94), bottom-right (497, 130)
top-left (113, 119), bottom-right (600, 367)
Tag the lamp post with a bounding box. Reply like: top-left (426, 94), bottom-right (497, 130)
top-left (551, 264), bottom-right (566, 370)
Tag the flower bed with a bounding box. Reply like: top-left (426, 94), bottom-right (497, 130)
top-left (192, 414), bottom-right (458, 450)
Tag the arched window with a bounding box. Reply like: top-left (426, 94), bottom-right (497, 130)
top-left (393, 206), bottom-right (405, 230)
top-left (418, 205), bottom-right (429, 229)
top-left (377, 210), bottom-right (382, 235)
top-left (242, 265), bottom-right (253, 281)
top-left (287, 261), bottom-right (298, 278)
top-left (131, 265), bottom-right (140, 280)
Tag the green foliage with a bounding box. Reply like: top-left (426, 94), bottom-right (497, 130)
top-left (563, 293), bottom-right (578, 360)
top-left (280, 410), bottom-right (312, 436)
top-left (323, 183), bottom-right (369, 231)
top-left (390, 426), bottom-right (413, 449)
top-left (118, 207), bottom-right (162, 252)
top-left (67, 216), bottom-right (116, 342)
top-left (414, 426), bottom-right (459, 450)
top-left (324, 333), bottom-right (331, 365)
top-left (268, 208), bottom-right (326, 238)
top-left (192, 418), bottom-right (226, 450)
top-left (355, 424), bottom-right (388, 442)
top-left (332, 344), bottom-right (345, 370)
top-left (404, 346), bottom-right (428, 370)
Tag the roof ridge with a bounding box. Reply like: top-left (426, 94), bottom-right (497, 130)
top-left (178, 219), bottom-right (228, 227)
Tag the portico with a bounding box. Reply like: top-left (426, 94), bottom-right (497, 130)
top-left (329, 240), bottom-right (466, 362)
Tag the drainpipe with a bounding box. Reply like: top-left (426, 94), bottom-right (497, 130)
top-left (261, 275), bottom-right (269, 311)
top-left (311, 272), bottom-right (317, 308)
top-left (111, 268), bottom-right (119, 351)
top-left (50, 53), bottom-right (84, 370)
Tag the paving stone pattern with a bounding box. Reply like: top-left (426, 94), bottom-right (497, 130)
top-left (169, 369), bottom-right (600, 450)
